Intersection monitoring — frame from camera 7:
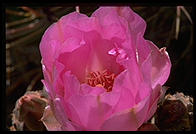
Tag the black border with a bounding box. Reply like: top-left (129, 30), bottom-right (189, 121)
top-left (1, 0), bottom-right (195, 133)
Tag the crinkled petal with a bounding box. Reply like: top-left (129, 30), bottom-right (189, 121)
top-left (116, 7), bottom-right (146, 35)
top-left (57, 38), bottom-right (89, 83)
top-left (40, 11), bottom-right (97, 73)
top-left (91, 7), bottom-right (127, 41)
top-left (80, 84), bottom-right (105, 96)
top-left (52, 61), bottom-right (65, 97)
top-left (144, 84), bottom-right (162, 122)
top-left (62, 71), bottom-right (80, 101)
top-left (40, 40), bottom-right (59, 74)
top-left (64, 83), bottom-right (121, 131)
top-left (92, 7), bottom-right (146, 40)
top-left (66, 94), bottom-right (112, 131)
top-left (147, 41), bottom-right (172, 88)
top-left (59, 12), bottom-right (98, 34)
top-left (135, 49), bottom-right (152, 103)
top-left (112, 70), bottom-right (135, 113)
top-left (114, 55), bottom-right (151, 107)
top-left (50, 97), bottom-right (69, 127)
top-left (41, 105), bottom-right (62, 131)
top-left (41, 80), bottom-right (54, 99)
top-left (49, 97), bottom-right (83, 131)
top-left (136, 36), bottom-right (151, 65)
top-left (41, 105), bottom-right (83, 131)
top-left (100, 93), bottom-right (151, 131)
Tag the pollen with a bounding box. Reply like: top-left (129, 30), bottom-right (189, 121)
top-left (87, 69), bottom-right (116, 92)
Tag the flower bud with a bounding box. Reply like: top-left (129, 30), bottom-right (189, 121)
top-left (155, 92), bottom-right (193, 131)
top-left (11, 90), bottom-right (48, 131)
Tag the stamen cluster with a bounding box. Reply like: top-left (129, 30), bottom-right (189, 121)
top-left (87, 70), bottom-right (115, 92)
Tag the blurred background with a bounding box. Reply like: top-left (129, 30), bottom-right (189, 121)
top-left (5, 6), bottom-right (193, 130)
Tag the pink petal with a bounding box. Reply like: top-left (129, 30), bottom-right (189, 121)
top-left (51, 59), bottom-right (81, 99)
top-left (52, 61), bottom-right (65, 97)
top-left (49, 97), bottom-right (83, 131)
top-left (39, 21), bottom-right (65, 73)
top-left (60, 37), bottom-right (83, 53)
top-left (136, 36), bottom-right (151, 65)
top-left (62, 71), bottom-right (80, 101)
top-left (41, 105), bottom-right (83, 131)
top-left (40, 11), bottom-right (98, 76)
top-left (66, 94), bottom-right (113, 130)
top-left (41, 80), bottom-right (54, 99)
top-left (92, 7), bottom-right (146, 40)
top-left (80, 84), bottom-right (105, 96)
top-left (40, 39), bottom-right (58, 74)
top-left (41, 64), bottom-right (54, 98)
top-left (50, 97), bottom-right (69, 127)
top-left (135, 48), bottom-right (152, 103)
top-left (57, 38), bottom-right (89, 83)
top-left (92, 7), bottom-right (146, 59)
top-left (64, 84), bottom-right (121, 131)
top-left (41, 105), bottom-right (62, 131)
top-left (114, 55), bottom-right (151, 106)
top-left (91, 7), bottom-right (127, 41)
top-left (144, 84), bottom-right (162, 122)
top-left (112, 70), bottom-right (135, 113)
top-left (116, 7), bottom-right (147, 35)
top-left (147, 41), bottom-right (172, 88)
top-left (100, 93), bottom-right (151, 131)
top-left (59, 12), bottom-right (98, 34)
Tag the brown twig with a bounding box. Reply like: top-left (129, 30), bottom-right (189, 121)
top-left (49, 7), bottom-right (63, 12)
top-left (20, 7), bottom-right (41, 18)
top-left (180, 6), bottom-right (193, 24)
top-left (6, 9), bottom-right (26, 17)
top-left (6, 19), bottom-right (49, 49)
top-left (175, 6), bottom-right (181, 40)
top-left (6, 68), bottom-right (40, 96)
top-left (6, 16), bottom-right (37, 28)
top-left (6, 19), bottom-right (42, 40)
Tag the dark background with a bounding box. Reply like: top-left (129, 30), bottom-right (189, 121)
top-left (5, 6), bottom-right (193, 130)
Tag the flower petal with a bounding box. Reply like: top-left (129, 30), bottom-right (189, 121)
top-left (41, 105), bottom-right (62, 131)
top-left (144, 84), bottom-right (162, 122)
top-left (59, 12), bottom-right (98, 33)
top-left (40, 40), bottom-right (58, 74)
top-left (64, 83), bottom-right (121, 131)
top-left (112, 70), bottom-right (135, 113)
top-left (80, 84), bottom-right (105, 96)
top-left (136, 36), bottom-right (151, 65)
top-left (66, 94), bottom-right (112, 130)
top-left (147, 41), bottom-right (172, 88)
top-left (57, 38), bottom-right (89, 83)
top-left (62, 71), bottom-right (80, 101)
top-left (116, 7), bottom-right (146, 35)
top-left (135, 49), bottom-right (152, 103)
top-left (91, 7), bottom-right (127, 41)
top-left (40, 11), bottom-right (98, 76)
top-left (92, 7), bottom-right (146, 40)
top-left (100, 93), bottom-right (151, 131)
top-left (41, 105), bottom-right (83, 131)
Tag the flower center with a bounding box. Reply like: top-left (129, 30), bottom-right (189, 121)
top-left (87, 69), bottom-right (116, 92)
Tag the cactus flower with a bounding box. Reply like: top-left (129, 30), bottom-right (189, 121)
top-left (39, 6), bottom-right (171, 131)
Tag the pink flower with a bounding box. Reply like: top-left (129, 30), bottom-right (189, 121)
top-left (40, 6), bottom-right (171, 131)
